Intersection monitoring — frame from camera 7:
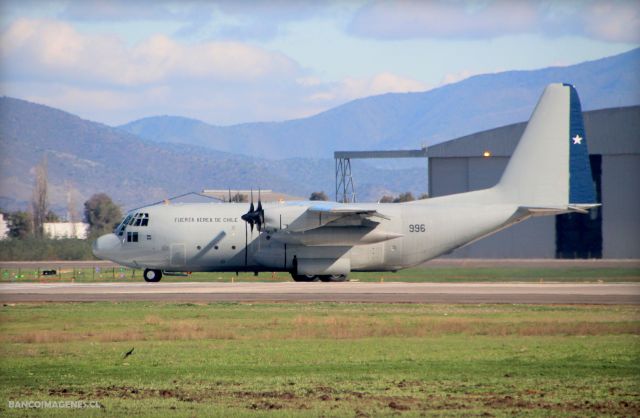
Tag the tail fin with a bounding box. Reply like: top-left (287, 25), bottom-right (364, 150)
top-left (497, 83), bottom-right (598, 210)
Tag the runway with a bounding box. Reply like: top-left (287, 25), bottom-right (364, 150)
top-left (1, 282), bottom-right (638, 304)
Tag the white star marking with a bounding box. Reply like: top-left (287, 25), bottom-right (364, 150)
top-left (572, 134), bottom-right (583, 145)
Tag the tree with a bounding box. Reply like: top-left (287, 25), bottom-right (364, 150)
top-left (379, 195), bottom-right (394, 203)
top-left (418, 193), bottom-right (429, 200)
top-left (8, 211), bottom-right (33, 239)
top-left (45, 210), bottom-right (60, 222)
top-left (84, 193), bottom-right (123, 238)
top-left (393, 192), bottom-right (415, 203)
top-left (32, 157), bottom-right (48, 238)
top-left (65, 181), bottom-right (80, 238)
top-left (309, 191), bottom-right (329, 201)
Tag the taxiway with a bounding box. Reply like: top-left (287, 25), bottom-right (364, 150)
top-left (1, 282), bottom-right (638, 304)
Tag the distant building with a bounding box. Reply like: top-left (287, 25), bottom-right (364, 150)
top-left (0, 214), bottom-right (8, 240)
top-left (202, 190), bottom-right (305, 202)
top-left (43, 222), bottom-right (89, 239)
top-left (427, 106), bottom-right (640, 259)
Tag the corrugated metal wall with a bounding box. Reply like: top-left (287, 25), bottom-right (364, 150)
top-left (428, 106), bottom-right (639, 259)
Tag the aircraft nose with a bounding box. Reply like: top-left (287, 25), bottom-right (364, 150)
top-left (92, 233), bottom-right (120, 259)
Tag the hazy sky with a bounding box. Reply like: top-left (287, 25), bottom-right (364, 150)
top-left (1, 0), bottom-right (638, 126)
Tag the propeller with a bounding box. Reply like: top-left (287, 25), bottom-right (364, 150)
top-left (241, 189), bottom-right (265, 233)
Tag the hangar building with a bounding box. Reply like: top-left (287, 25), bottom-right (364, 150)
top-left (427, 106), bottom-right (640, 259)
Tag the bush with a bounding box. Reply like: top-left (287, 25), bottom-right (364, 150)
top-left (0, 238), bottom-right (95, 261)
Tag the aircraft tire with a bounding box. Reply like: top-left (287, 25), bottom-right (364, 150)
top-left (319, 274), bottom-right (348, 282)
top-left (291, 274), bottom-right (319, 282)
top-left (143, 269), bottom-right (162, 283)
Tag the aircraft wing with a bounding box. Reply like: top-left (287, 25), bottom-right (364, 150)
top-left (307, 202), bottom-right (390, 220)
top-left (272, 202), bottom-right (399, 246)
top-left (282, 201), bottom-right (391, 233)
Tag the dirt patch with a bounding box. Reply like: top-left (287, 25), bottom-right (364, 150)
top-left (388, 400), bottom-right (410, 411)
top-left (248, 400), bottom-right (282, 410)
top-left (27, 384), bottom-right (640, 415)
top-left (233, 390), bottom-right (297, 401)
top-left (481, 394), bottom-right (640, 415)
top-left (48, 386), bottom-right (198, 402)
top-left (395, 379), bottom-right (422, 388)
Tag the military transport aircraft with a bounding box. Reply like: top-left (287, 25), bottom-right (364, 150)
top-left (93, 83), bottom-right (598, 282)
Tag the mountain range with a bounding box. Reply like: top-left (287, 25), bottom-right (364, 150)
top-left (121, 48), bottom-right (640, 160)
top-left (1, 48), bottom-right (638, 215)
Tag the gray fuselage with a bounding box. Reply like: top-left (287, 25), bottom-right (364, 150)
top-left (93, 189), bottom-right (523, 274)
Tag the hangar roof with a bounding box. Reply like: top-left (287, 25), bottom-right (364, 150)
top-left (427, 106), bottom-right (640, 158)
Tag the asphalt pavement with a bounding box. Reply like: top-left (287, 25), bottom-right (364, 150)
top-left (1, 282), bottom-right (638, 304)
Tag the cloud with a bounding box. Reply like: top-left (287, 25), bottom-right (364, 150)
top-left (0, 18), bottom-right (317, 125)
top-left (58, 0), bottom-right (331, 41)
top-left (582, 1), bottom-right (640, 43)
top-left (307, 72), bottom-right (427, 102)
top-left (439, 69), bottom-right (477, 86)
top-left (349, 0), bottom-right (640, 43)
top-left (0, 18), bottom-right (432, 125)
top-left (60, 0), bottom-right (179, 22)
top-left (0, 19), bottom-right (298, 87)
top-left (211, 0), bottom-right (330, 40)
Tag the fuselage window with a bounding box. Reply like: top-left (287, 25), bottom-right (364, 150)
top-left (127, 231), bottom-right (139, 242)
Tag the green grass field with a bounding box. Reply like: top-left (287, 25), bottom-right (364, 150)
top-left (1, 302), bottom-right (639, 416)
top-left (2, 265), bottom-right (639, 283)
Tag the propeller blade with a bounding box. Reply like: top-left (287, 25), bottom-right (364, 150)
top-left (241, 187), bottom-right (265, 234)
top-left (244, 220), bottom-right (248, 266)
top-left (257, 189), bottom-right (265, 231)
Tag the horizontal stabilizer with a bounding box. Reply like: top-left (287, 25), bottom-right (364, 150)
top-left (521, 203), bottom-right (601, 217)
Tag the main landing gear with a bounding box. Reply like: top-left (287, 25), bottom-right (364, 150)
top-left (143, 269), bottom-right (162, 283)
top-left (291, 274), bottom-right (348, 282)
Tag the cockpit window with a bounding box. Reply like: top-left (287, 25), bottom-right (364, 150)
top-left (115, 214), bottom-right (133, 236)
top-left (115, 212), bottom-right (150, 236)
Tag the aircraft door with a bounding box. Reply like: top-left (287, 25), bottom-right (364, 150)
top-left (369, 244), bottom-right (383, 267)
top-left (170, 244), bottom-right (186, 267)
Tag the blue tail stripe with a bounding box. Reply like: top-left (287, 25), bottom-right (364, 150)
top-left (565, 84), bottom-right (597, 204)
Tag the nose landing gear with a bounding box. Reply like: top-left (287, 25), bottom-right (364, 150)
top-left (143, 269), bottom-right (162, 282)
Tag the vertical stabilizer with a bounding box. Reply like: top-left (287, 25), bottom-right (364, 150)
top-left (496, 83), bottom-right (597, 208)
top-left (566, 84), bottom-right (597, 204)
